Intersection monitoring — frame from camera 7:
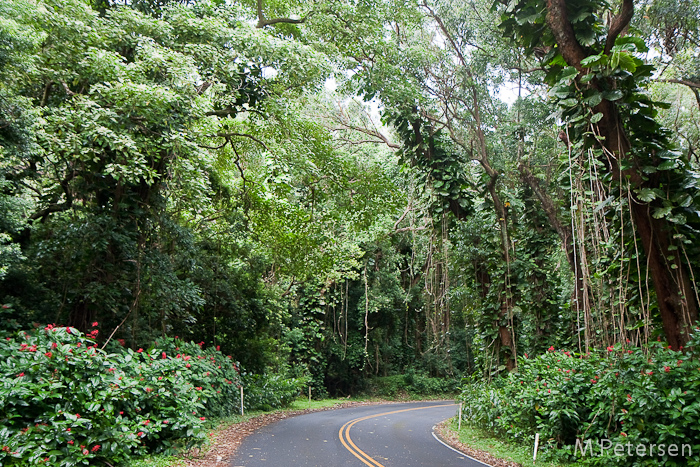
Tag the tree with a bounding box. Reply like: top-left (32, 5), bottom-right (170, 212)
top-left (498, 0), bottom-right (700, 348)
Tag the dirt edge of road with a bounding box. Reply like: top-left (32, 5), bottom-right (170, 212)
top-left (433, 419), bottom-right (522, 467)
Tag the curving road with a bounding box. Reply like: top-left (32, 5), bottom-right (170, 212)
top-left (230, 401), bottom-right (491, 467)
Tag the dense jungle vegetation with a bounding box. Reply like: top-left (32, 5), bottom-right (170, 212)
top-left (1, 0), bottom-right (700, 464)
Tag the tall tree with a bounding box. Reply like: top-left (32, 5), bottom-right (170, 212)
top-left (498, 0), bottom-right (700, 348)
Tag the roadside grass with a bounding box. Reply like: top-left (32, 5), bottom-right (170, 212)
top-left (125, 456), bottom-right (187, 467)
top-left (446, 418), bottom-right (568, 467)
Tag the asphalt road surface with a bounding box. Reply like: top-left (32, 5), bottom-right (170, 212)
top-left (230, 401), bottom-right (491, 467)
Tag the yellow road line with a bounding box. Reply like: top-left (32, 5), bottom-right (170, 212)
top-left (338, 404), bottom-right (455, 466)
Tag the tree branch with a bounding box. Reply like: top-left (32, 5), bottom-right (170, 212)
top-left (393, 226), bottom-right (429, 234)
top-left (214, 132), bottom-right (269, 151)
top-left (330, 126), bottom-right (400, 149)
top-left (29, 202), bottom-right (72, 221)
top-left (40, 81), bottom-right (53, 107)
top-left (660, 78), bottom-right (700, 89)
top-left (393, 205), bottom-right (412, 231)
top-left (281, 277), bottom-right (297, 297)
top-left (29, 170), bottom-right (76, 221)
top-left (60, 81), bottom-right (76, 96)
top-left (205, 109), bottom-right (237, 117)
top-left (256, 0), bottom-right (308, 28)
top-left (604, 0), bottom-right (634, 55)
top-left (258, 16), bottom-right (306, 28)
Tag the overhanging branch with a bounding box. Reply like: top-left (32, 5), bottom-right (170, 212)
top-left (256, 0), bottom-right (309, 28)
top-left (604, 0), bottom-right (634, 55)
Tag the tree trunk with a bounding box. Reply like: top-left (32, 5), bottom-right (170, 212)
top-left (545, 0), bottom-right (699, 348)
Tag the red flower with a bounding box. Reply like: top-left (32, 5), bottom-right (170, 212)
top-left (68, 441), bottom-right (74, 445)
top-left (137, 431), bottom-right (144, 437)
top-left (17, 372), bottom-right (24, 377)
top-left (162, 352), bottom-right (166, 359)
top-left (117, 339), bottom-right (125, 346)
top-left (186, 363), bottom-right (191, 368)
top-left (82, 449), bottom-right (89, 455)
top-left (200, 417), bottom-right (206, 421)
top-left (664, 366), bottom-right (671, 373)
top-left (91, 322), bottom-right (98, 327)
top-left (136, 348), bottom-right (143, 353)
top-left (606, 346), bottom-right (613, 352)
top-left (76, 414), bottom-right (81, 418)
top-left (143, 420), bottom-right (150, 425)
top-left (45, 351), bottom-right (53, 358)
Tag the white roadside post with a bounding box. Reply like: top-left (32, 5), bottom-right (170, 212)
top-left (308, 386), bottom-right (311, 407)
top-left (240, 386), bottom-right (244, 416)
top-left (458, 402), bottom-right (463, 431)
top-left (533, 433), bottom-right (540, 462)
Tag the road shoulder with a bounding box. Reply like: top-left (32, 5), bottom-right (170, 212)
top-left (433, 419), bottom-right (522, 467)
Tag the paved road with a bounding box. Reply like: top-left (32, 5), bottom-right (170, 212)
top-left (230, 401), bottom-right (491, 467)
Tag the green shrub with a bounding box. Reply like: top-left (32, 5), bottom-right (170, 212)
top-left (0, 324), bottom-right (240, 466)
top-left (459, 332), bottom-right (700, 466)
top-left (241, 373), bottom-right (309, 411)
top-left (365, 372), bottom-right (459, 398)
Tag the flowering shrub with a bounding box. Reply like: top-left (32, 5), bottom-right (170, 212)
top-left (459, 332), bottom-right (700, 466)
top-left (0, 324), bottom-right (240, 466)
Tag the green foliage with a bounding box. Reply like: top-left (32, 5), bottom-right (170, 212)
top-left (364, 372), bottom-right (459, 399)
top-left (0, 324), bottom-right (241, 466)
top-left (240, 373), bottom-right (309, 411)
top-left (459, 334), bottom-right (700, 465)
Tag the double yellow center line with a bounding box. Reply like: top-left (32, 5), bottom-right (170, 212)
top-left (338, 404), bottom-right (455, 466)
